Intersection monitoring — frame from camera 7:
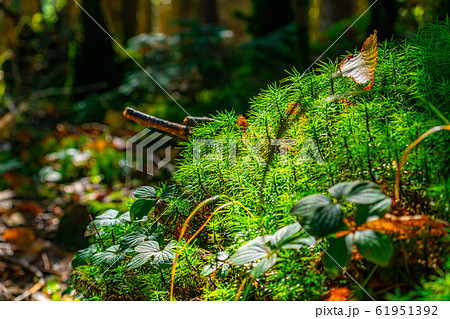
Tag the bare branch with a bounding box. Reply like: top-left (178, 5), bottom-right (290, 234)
top-left (123, 107), bottom-right (192, 140)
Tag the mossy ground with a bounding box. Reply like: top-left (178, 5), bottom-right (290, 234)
top-left (72, 20), bottom-right (450, 301)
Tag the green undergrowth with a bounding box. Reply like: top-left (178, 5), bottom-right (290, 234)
top-left (70, 20), bottom-right (450, 301)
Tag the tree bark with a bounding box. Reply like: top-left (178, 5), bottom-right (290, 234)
top-left (292, 0), bottom-right (310, 69)
top-left (73, 0), bottom-right (121, 98)
top-left (122, 0), bottom-right (138, 42)
top-left (199, 0), bottom-right (218, 25)
top-left (369, 0), bottom-right (399, 41)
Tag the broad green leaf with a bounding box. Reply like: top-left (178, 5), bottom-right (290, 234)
top-left (355, 204), bottom-right (370, 226)
top-left (368, 198), bottom-right (392, 216)
top-left (148, 232), bottom-right (164, 246)
top-left (217, 251), bottom-right (229, 261)
top-left (345, 182), bottom-right (387, 205)
top-left (118, 211), bottom-right (131, 222)
top-left (71, 244), bottom-right (98, 268)
top-left (133, 186), bottom-right (157, 199)
top-left (251, 253), bottom-right (277, 279)
top-left (91, 245), bottom-right (123, 267)
top-left (128, 240), bottom-right (177, 269)
top-left (329, 181), bottom-right (388, 205)
top-left (355, 198), bottom-right (392, 226)
top-left (130, 199), bottom-right (156, 221)
top-left (354, 230), bottom-right (393, 267)
top-left (328, 181), bottom-right (361, 199)
top-left (84, 209), bottom-right (126, 237)
top-left (218, 263), bottom-right (230, 277)
top-left (309, 203), bottom-right (343, 237)
top-left (201, 252), bottom-right (230, 277)
top-left (127, 241), bottom-right (160, 269)
top-left (120, 228), bottom-right (147, 250)
top-left (201, 263), bottom-right (219, 276)
top-left (229, 237), bottom-right (270, 266)
top-left (127, 251), bottom-right (153, 269)
top-left (291, 194), bottom-right (331, 218)
top-left (152, 250), bottom-right (176, 269)
top-left (270, 223), bottom-right (301, 247)
top-left (281, 236), bottom-right (316, 250)
top-left (135, 240), bottom-right (160, 253)
top-left (323, 235), bottom-right (354, 277)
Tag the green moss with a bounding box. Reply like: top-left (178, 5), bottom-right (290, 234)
top-left (72, 20), bottom-right (450, 301)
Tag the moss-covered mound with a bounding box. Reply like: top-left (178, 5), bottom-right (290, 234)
top-left (71, 20), bottom-right (450, 301)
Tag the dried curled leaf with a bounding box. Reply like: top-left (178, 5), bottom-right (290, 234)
top-left (324, 287), bottom-right (352, 301)
top-left (237, 115), bottom-right (249, 131)
top-left (337, 31), bottom-right (378, 90)
top-left (361, 214), bottom-right (448, 240)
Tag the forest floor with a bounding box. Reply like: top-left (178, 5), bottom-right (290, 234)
top-left (0, 117), bottom-right (155, 300)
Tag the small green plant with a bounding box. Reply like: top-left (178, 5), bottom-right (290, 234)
top-left (130, 184), bottom-right (179, 221)
top-left (291, 180), bottom-right (393, 277)
top-left (229, 223), bottom-right (315, 279)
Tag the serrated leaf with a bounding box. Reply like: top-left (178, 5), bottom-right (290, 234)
top-left (309, 203), bottom-right (343, 237)
top-left (133, 186), bottom-right (157, 199)
top-left (71, 244), bottom-right (98, 268)
top-left (323, 235), bottom-right (354, 277)
top-left (251, 254), bottom-right (277, 279)
top-left (130, 199), bottom-right (156, 221)
top-left (229, 237), bottom-right (270, 266)
top-left (354, 230), bottom-right (393, 267)
top-left (291, 194), bottom-right (331, 218)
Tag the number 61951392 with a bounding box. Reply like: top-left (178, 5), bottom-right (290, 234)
top-left (375, 306), bottom-right (438, 316)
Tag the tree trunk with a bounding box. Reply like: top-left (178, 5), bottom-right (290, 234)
top-left (73, 0), bottom-right (121, 98)
top-left (122, 0), bottom-right (138, 42)
top-left (369, 0), bottom-right (399, 41)
top-left (199, 0), bottom-right (218, 25)
top-left (292, 0), bottom-right (310, 69)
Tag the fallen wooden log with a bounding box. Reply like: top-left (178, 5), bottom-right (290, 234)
top-left (182, 116), bottom-right (218, 127)
top-left (123, 107), bottom-right (192, 140)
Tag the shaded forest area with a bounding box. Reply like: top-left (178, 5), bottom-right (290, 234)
top-left (0, 0), bottom-right (449, 301)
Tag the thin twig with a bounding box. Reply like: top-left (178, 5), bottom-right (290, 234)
top-left (89, 215), bottom-right (105, 250)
